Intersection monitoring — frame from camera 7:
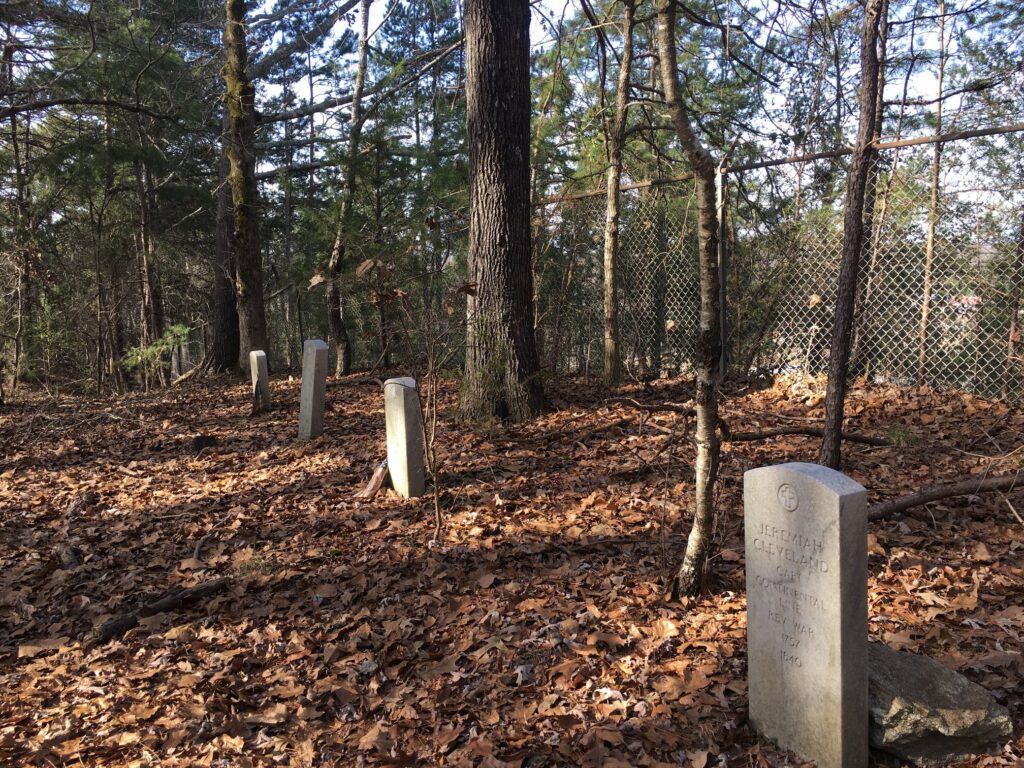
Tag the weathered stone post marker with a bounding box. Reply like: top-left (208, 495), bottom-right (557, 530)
top-left (297, 340), bottom-right (328, 440)
top-left (745, 462), bottom-right (868, 768)
top-left (384, 377), bottom-right (425, 498)
top-left (249, 350), bottom-right (271, 410)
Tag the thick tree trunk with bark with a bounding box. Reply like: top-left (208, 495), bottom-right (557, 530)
top-left (655, 0), bottom-right (722, 598)
top-left (460, 0), bottom-right (543, 422)
top-left (602, 0), bottom-right (635, 386)
top-left (223, 0), bottom-right (269, 370)
top-left (326, 0), bottom-right (370, 376)
top-left (212, 118), bottom-right (240, 373)
top-left (135, 157), bottom-right (166, 367)
top-left (819, 0), bottom-right (885, 469)
top-left (5, 45), bottom-right (30, 399)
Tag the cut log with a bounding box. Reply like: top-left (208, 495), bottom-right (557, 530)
top-left (97, 577), bottom-right (231, 643)
top-left (868, 472), bottom-right (1022, 521)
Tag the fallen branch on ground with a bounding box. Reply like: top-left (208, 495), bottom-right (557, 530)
top-left (172, 348), bottom-right (214, 386)
top-left (606, 397), bottom-right (696, 416)
top-left (96, 577), bottom-right (231, 643)
top-left (192, 533), bottom-right (213, 562)
top-left (347, 376), bottom-right (386, 388)
top-left (725, 426), bottom-right (891, 446)
top-left (868, 472), bottom-right (1022, 521)
top-left (610, 399), bottom-right (889, 446)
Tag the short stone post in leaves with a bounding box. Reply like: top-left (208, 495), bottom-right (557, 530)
top-left (298, 340), bottom-right (328, 440)
top-left (384, 377), bottom-right (425, 498)
top-left (745, 462), bottom-right (868, 768)
top-left (249, 350), bottom-right (271, 412)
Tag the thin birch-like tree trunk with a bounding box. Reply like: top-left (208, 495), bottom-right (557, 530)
top-left (917, 0), bottom-right (946, 386)
top-left (819, 0), bottom-right (885, 469)
top-left (602, 0), bottom-right (635, 385)
top-left (655, 0), bottom-right (722, 598)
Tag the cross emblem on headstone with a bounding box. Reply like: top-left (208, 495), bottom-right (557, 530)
top-left (777, 483), bottom-right (799, 511)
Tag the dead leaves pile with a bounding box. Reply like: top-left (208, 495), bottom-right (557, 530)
top-left (0, 373), bottom-right (1021, 766)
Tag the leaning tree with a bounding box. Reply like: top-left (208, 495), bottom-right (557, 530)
top-left (655, 0), bottom-right (723, 598)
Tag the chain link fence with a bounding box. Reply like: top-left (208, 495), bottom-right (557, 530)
top-left (534, 140), bottom-right (1024, 404)
top-left (534, 183), bottom-right (702, 378)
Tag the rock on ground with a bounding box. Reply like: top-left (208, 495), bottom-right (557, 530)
top-left (869, 642), bottom-right (1013, 767)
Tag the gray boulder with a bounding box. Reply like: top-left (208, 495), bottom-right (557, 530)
top-left (868, 642), bottom-right (1013, 767)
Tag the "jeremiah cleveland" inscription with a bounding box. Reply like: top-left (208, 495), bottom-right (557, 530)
top-left (751, 522), bottom-right (829, 576)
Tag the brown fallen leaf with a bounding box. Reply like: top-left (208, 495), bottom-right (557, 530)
top-left (18, 636), bottom-right (70, 658)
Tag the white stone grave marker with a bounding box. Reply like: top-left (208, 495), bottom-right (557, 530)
top-left (384, 377), bottom-right (425, 498)
top-left (745, 462), bottom-right (868, 768)
top-left (298, 340), bottom-right (328, 440)
top-left (249, 350), bottom-right (271, 411)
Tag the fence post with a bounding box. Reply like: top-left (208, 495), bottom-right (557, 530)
top-left (716, 166), bottom-right (729, 377)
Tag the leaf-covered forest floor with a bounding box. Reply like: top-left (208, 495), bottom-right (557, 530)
top-left (1, 373), bottom-right (1022, 767)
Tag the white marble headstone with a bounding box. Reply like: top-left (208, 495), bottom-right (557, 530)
top-left (745, 462), bottom-right (868, 768)
top-left (297, 340), bottom-right (328, 440)
top-left (249, 350), bottom-right (271, 410)
top-left (384, 377), bottom-right (425, 498)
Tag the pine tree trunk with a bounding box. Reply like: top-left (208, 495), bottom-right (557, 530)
top-left (850, 0), bottom-right (888, 378)
top-left (212, 115), bottom-right (241, 373)
top-left (135, 155), bottom-right (167, 386)
top-left (650, 192), bottom-right (668, 377)
top-left (655, 0), bottom-right (722, 598)
top-left (602, 0), bottom-right (635, 386)
top-left (917, 0), bottom-right (945, 387)
top-left (94, 245), bottom-right (105, 395)
top-left (1004, 208), bottom-right (1024, 398)
top-left (223, 0), bottom-right (269, 370)
top-left (282, 118), bottom-right (297, 371)
top-left (646, 57), bottom-right (667, 379)
top-left (107, 263), bottom-right (126, 393)
top-left (460, 0), bottom-right (542, 422)
top-left (819, 0), bottom-right (885, 469)
top-left (5, 44), bottom-right (32, 399)
top-left (326, 0), bottom-right (370, 376)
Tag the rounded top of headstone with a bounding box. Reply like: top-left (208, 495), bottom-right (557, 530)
top-left (746, 461), bottom-right (866, 497)
top-left (249, 350), bottom-right (267, 359)
top-left (384, 376), bottom-right (417, 391)
top-left (303, 338), bottom-right (329, 350)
